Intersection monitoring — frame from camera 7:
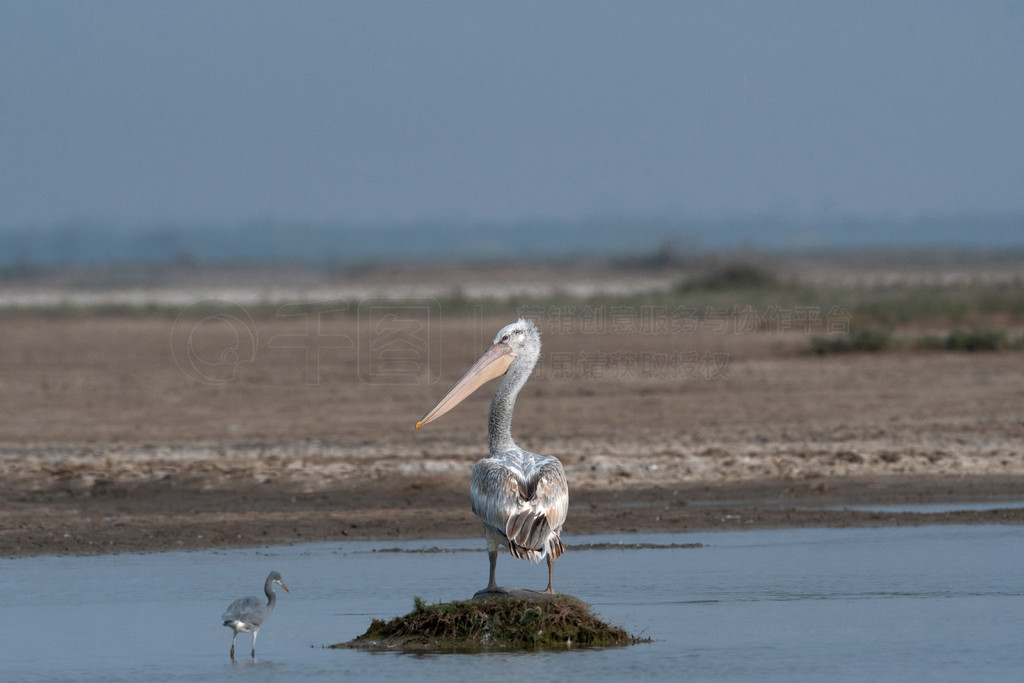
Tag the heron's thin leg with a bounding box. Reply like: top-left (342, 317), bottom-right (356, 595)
top-left (543, 554), bottom-right (555, 594)
top-left (251, 629), bottom-right (258, 658)
top-left (230, 632), bottom-right (237, 659)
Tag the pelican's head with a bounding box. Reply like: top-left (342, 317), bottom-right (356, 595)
top-left (490, 317), bottom-right (541, 360)
top-left (415, 318), bottom-right (540, 429)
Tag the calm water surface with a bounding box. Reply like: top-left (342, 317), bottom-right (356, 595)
top-left (2, 525), bottom-right (1023, 681)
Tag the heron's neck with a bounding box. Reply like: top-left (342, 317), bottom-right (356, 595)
top-left (265, 584), bottom-right (276, 608)
top-left (488, 356), bottom-right (535, 453)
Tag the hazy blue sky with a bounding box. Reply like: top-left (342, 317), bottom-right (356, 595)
top-left (2, 1), bottom-right (1022, 231)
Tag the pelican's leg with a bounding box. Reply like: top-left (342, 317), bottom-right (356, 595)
top-left (486, 548), bottom-right (500, 592)
top-left (474, 530), bottom-right (513, 598)
top-left (473, 548), bottom-right (512, 597)
top-left (543, 554), bottom-right (556, 595)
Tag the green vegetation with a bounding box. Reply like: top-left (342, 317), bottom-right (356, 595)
top-left (810, 329), bottom-right (893, 355)
top-left (333, 595), bottom-right (644, 652)
top-left (679, 261), bottom-right (781, 291)
top-left (813, 329), bottom-right (1014, 354)
top-left (932, 329), bottom-right (1007, 352)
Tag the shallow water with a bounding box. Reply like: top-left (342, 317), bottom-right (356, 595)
top-left (686, 498), bottom-right (1024, 514)
top-left (836, 500), bottom-right (1024, 514)
top-left (2, 525), bottom-right (1023, 681)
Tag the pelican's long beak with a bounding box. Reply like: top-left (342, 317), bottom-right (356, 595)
top-left (416, 343), bottom-right (515, 429)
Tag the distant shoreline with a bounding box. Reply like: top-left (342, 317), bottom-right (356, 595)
top-left (2, 258), bottom-right (1022, 558)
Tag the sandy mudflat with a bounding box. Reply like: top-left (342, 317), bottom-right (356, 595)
top-left (2, 310), bottom-right (1023, 557)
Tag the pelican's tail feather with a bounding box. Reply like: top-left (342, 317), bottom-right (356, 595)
top-left (546, 533), bottom-right (566, 560)
top-left (506, 507), bottom-right (564, 563)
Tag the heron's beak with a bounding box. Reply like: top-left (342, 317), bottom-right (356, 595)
top-left (279, 581), bottom-right (290, 592)
top-left (416, 343), bottom-right (515, 429)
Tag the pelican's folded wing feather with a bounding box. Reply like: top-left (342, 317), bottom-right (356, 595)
top-left (471, 454), bottom-right (568, 561)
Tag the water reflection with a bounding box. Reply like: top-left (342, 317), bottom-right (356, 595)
top-left (1, 526), bottom-right (1023, 681)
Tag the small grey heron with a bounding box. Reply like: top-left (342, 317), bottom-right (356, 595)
top-left (221, 571), bottom-right (289, 659)
top-left (417, 319), bottom-right (568, 596)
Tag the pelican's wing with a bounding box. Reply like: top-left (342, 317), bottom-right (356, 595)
top-left (222, 596), bottom-right (266, 625)
top-left (529, 455), bottom-right (568, 533)
top-left (472, 454), bottom-right (568, 560)
top-left (471, 457), bottom-right (521, 537)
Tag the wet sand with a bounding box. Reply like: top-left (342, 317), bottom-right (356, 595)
top-left (2, 314), bottom-right (1023, 557)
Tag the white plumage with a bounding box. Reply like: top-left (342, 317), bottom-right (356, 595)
top-left (418, 319), bottom-right (568, 595)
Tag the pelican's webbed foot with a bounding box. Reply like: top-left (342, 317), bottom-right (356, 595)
top-left (473, 585), bottom-right (513, 599)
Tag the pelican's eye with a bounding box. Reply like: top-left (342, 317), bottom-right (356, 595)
top-left (500, 334), bottom-right (510, 342)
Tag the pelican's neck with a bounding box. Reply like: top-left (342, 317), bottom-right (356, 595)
top-left (488, 355), bottom-right (535, 454)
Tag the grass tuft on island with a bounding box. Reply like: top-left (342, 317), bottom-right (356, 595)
top-left (332, 594), bottom-right (648, 652)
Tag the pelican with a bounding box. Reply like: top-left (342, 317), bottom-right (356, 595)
top-left (416, 319), bottom-right (568, 596)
